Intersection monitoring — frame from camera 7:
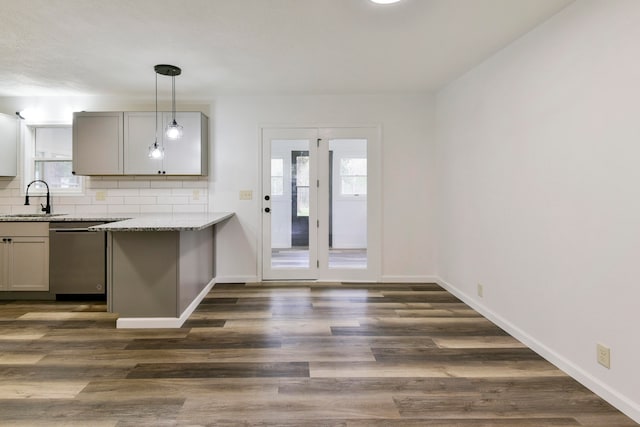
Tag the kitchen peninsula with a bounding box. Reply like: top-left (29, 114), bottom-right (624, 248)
top-left (91, 212), bottom-right (233, 329)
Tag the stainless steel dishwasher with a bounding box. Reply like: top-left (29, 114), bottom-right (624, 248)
top-left (49, 221), bottom-right (107, 295)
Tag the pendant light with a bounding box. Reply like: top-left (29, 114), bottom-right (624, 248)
top-left (154, 64), bottom-right (183, 140)
top-left (148, 69), bottom-right (164, 159)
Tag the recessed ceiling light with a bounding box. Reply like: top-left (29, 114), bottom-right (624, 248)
top-left (370, 0), bottom-right (402, 4)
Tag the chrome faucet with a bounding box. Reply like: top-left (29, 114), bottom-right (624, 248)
top-left (25, 180), bottom-right (51, 214)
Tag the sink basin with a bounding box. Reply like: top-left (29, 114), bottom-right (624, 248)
top-left (2, 213), bottom-right (67, 218)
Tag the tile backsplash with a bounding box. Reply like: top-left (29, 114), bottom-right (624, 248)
top-left (0, 175), bottom-right (208, 215)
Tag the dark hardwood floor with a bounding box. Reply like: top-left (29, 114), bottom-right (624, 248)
top-left (0, 282), bottom-right (636, 426)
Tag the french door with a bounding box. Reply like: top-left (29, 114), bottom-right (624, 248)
top-left (262, 127), bottom-right (380, 281)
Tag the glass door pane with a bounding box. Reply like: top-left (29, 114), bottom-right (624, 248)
top-left (270, 139), bottom-right (310, 270)
top-left (328, 139), bottom-right (367, 269)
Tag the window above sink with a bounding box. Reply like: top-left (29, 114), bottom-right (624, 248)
top-left (23, 125), bottom-right (83, 195)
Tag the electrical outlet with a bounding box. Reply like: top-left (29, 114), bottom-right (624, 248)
top-left (192, 190), bottom-right (200, 201)
top-left (239, 190), bottom-right (253, 200)
top-left (477, 283), bottom-right (484, 298)
top-left (597, 344), bottom-right (611, 369)
top-left (95, 190), bottom-right (106, 201)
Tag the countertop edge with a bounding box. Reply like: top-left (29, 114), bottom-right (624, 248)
top-left (0, 212), bottom-right (235, 232)
top-left (88, 212), bottom-right (235, 231)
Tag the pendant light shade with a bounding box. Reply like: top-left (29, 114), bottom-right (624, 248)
top-left (166, 119), bottom-right (183, 140)
top-left (148, 140), bottom-right (164, 159)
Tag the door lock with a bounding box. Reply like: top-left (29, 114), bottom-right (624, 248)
top-left (264, 207), bottom-right (271, 213)
top-left (264, 195), bottom-right (270, 201)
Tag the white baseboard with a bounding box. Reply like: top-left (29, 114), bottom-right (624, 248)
top-left (216, 275), bottom-right (438, 284)
top-left (435, 276), bottom-right (640, 424)
top-left (380, 275), bottom-right (439, 283)
top-left (214, 275), bottom-right (260, 283)
top-left (116, 280), bottom-right (216, 329)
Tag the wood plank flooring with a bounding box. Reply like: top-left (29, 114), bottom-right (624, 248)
top-left (0, 282), bottom-right (636, 426)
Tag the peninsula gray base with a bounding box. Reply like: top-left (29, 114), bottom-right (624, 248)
top-left (108, 227), bottom-right (214, 326)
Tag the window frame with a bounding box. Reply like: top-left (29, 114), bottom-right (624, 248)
top-left (270, 157), bottom-right (285, 198)
top-left (338, 156), bottom-right (367, 199)
top-left (22, 123), bottom-right (84, 196)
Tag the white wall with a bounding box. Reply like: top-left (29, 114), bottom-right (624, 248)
top-left (210, 94), bottom-right (435, 282)
top-left (435, 1), bottom-right (640, 422)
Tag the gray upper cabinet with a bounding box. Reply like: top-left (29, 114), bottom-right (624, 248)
top-left (73, 111), bottom-right (208, 176)
top-left (72, 112), bottom-right (124, 175)
top-left (161, 112), bottom-right (208, 175)
top-left (123, 112), bottom-right (157, 175)
top-left (124, 112), bottom-right (208, 175)
top-left (0, 112), bottom-right (18, 177)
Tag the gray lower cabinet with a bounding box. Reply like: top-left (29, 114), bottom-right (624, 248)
top-left (0, 112), bottom-right (18, 177)
top-left (108, 227), bottom-right (214, 318)
top-left (0, 223), bottom-right (49, 291)
top-left (72, 111), bottom-right (208, 176)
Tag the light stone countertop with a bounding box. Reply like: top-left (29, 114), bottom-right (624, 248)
top-left (0, 212), bottom-right (235, 231)
top-left (0, 213), bottom-right (129, 222)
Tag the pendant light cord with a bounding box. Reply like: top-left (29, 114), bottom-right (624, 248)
top-left (171, 75), bottom-right (176, 122)
top-left (155, 71), bottom-right (159, 142)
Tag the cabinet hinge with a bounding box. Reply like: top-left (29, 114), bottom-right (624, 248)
top-left (317, 219), bottom-right (319, 228)
top-left (317, 260), bottom-right (319, 268)
top-left (317, 179), bottom-right (319, 188)
top-left (317, 138), bottom-right (321, 147)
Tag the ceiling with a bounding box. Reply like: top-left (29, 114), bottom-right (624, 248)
top-left (0, 0), bottom-right (574, 100)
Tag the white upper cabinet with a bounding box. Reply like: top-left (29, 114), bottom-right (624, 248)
top-left (73, 111), bottom-right (208, 176)
top-left (72, 112), bottom-right (124, 175)
top-left (123, 112), bottom-right (208, 175)
top-left (0, 112), bottom-right (18, 176)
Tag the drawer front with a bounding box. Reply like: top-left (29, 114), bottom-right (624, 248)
top-left (0, 222), bottom-right (49, 237)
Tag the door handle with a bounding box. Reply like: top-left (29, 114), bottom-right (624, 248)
top-left (264, 207), bottom-right (271, 213)
top-left (264, 195), bottom-right (270, 201)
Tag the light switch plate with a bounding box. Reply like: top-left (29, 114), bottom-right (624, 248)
top-left (95, 190), bottom-right (106, 201)
top-left (239, 190), bottom-right (253, 200)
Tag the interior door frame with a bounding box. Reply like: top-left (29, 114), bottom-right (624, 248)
top-left (261, 126), bottom-right (381, 282)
